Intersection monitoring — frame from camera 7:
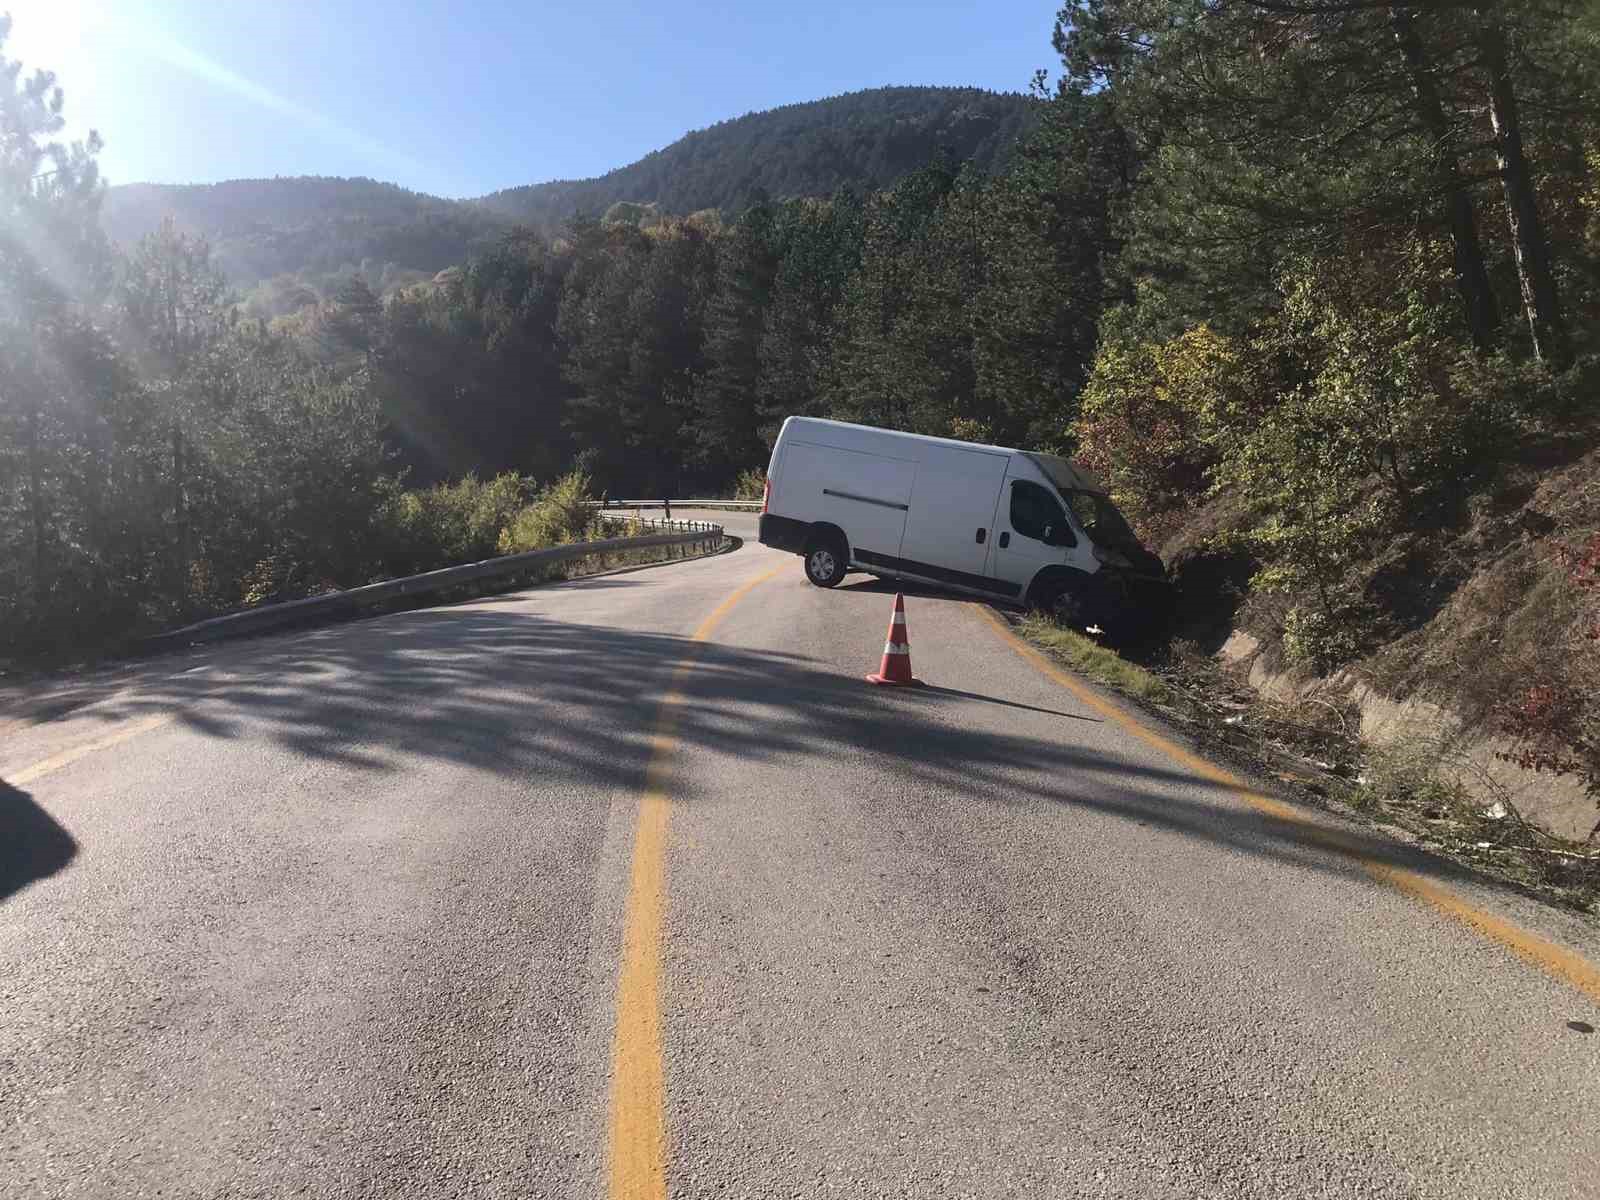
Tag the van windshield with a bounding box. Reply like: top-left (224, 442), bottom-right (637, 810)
top-left (1063, 490), bottom-right (1140, 551)
top-left (1023, 452), bottom-right (1103, 494)
top-left (1024, 454), bottom-right (1142, 552)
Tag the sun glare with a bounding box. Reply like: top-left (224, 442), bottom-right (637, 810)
top-left (6, 0), bottom-right (90, 75)
top-left (5, 0), bottom-right (116, 158)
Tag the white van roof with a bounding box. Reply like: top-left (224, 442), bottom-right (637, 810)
top-left (780, 416), bottom-right (1106, 493)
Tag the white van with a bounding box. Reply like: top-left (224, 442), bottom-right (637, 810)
top-left (757, 417), bottom-right (1168, 631)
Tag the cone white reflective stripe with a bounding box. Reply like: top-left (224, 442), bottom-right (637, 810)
top-left (882, 642), bottom-right (909, 655)
top-left (890, 612), bottom-right (907, 625)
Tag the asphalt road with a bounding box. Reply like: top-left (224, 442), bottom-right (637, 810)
top-left (4, 509), bottom-right (1599, 1199)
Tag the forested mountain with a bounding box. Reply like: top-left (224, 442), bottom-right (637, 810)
top-left (100, 178), bottom-right (514, 316)
top-left (477, 87), bottom-right (1037, 228)
top-left (97, 88), bottom-right (1036, 313)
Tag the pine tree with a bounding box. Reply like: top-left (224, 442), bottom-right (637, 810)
top-left (695, 196), bottom-right (779, 479)
top-left (755, 190), bottom-right (864, 442)
top-left (318, 273), bottom-right (384, 363)
top-left (0, 16), bottom-right (111, 629)
top-left (119, 220), bottom-right (232, 604)
top-left (1051, 0), bottom-right (1592, 361)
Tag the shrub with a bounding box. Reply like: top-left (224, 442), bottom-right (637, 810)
top-left (1342, 736), bottom-right (1475, 818)
top-left (1495, 532), bottom-right (1600, 830)
top-left (1200, 247), bottom-right (1515, 668)
top-left (496, 470), bottom-right (597, 555)
top-left (1075, 324), bottom-right (1234, 542)
top-left (1280, 603), bottom-right (1365, 674)
top-left (732, 467), bottom-right (767, 502)
top-left (376, 472), bottom-right (539, 575)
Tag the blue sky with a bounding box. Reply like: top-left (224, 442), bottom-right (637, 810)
top-left (6, 1), bottom-right (1063, 198)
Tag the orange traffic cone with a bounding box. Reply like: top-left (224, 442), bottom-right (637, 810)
top-left (866, 593), bottom-right (923, 686)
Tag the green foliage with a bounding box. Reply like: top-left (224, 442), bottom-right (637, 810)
top-left (1078, 229), bottom-right (1542, 671)
top-left (732, 467), bottom-right (766, 502)
top-left (1, 19), bottom-right (117, 653)
top-left (1210, 249), bottom-right (1518, 657)
top-left (376, 230), bottom-right (572, 484)
top-left (1280, 604), bottom-right (1365, 674)
top-left (557, 219), bottom-right (716, 494)
top-left (695, 200), bottom-right (780, 474)
top-left (1341, 737), bottom-right (1477, 819)
top-left (945, 418), bottom-right (994, 445)
top-left (602, 201), bottom-right (662, 229)
top-left (1076, 323), bottom-right (1237, 540)
top-left (375, 472), bottom-right (539, 576)
top-left (969, 90), bottom-right (1128, 448)
top-left (753, 191), bottom-right (864, 442)
top-left (495, 471), bottom-right (596, 555)
top-left (826, 158), bottom-right (965, 432)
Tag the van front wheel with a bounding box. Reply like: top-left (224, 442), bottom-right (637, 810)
top-left (803, 539), bottom-right (848, 588)
top-left (1032, 578), bottom-right (1090, 629)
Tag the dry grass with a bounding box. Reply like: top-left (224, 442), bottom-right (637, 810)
top-left (1361, 440), bottom-right (1600, 722)
top-left (1173, 643), bottom-right (1600, 911)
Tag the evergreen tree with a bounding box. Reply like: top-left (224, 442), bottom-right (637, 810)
top-left (317, 272), bottom-right (384, 363)
top-left (972, 88), bottom-right (1129, 447)
top-left (827, 158), bottom-right (959, 430)
top-left (119, 220), bottom-right (232, 603)
top-left (1051, 0), bottom-right (1594, 359)
top-left (755, 190), bottom-right (864, 442)
top-left (695, 196), bottom-right (779, 476)
top-left (0, 16), bottom-right (111, 635)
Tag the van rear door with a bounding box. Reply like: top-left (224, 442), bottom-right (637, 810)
top-left (781, 439), bottom-right (916, 562)
top-left (899, 443), bottom-right (1011, 583)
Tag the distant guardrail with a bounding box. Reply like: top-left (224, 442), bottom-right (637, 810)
top-left (148, 520), bottom-right (725, 648)
top-left (590, 499), bottom-right (762, 512)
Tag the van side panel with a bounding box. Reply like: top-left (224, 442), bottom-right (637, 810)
top-left (898, 444), bottom-right (1012, 580)
top-left (780, 439), bottom-right (916, 560)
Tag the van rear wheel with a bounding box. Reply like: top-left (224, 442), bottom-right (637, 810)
top-left (803, 538), bottom-right (848, 588)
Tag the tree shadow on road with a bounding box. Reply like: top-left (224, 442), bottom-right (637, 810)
top-left (48, 600), bottom-right (1507, 898)
top-left (0, 782), bottom-right (77, 901)
top-left (837, 577), bottom-right (956, 602)
top-left (914, 683), bottom-right (1097, 721)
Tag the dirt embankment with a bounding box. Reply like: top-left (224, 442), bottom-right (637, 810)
top-left (1161, 429), bottom-right (1600, 846)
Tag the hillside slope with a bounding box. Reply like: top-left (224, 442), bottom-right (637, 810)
top-left (476, 86), bottom-right (1037, 227)
top-left (100, 87), bottom-right (1038, 300)
top-left (100, 177), bottom-right (514, 310)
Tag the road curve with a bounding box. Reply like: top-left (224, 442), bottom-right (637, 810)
top-left (3, 510), bottom-right (1598, 1199)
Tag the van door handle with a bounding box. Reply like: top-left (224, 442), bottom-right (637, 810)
top-left (998, 531), bottom-right (1010, 549)
top-left (975, 527), bottom-right (986, 544)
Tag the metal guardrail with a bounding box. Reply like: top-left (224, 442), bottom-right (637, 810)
top-left (149, 521), bottom-right (726, 647)
top-left (594, 514), bottom-right (727, 534)
top-left (590, 499), bottom-right (763, 512)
